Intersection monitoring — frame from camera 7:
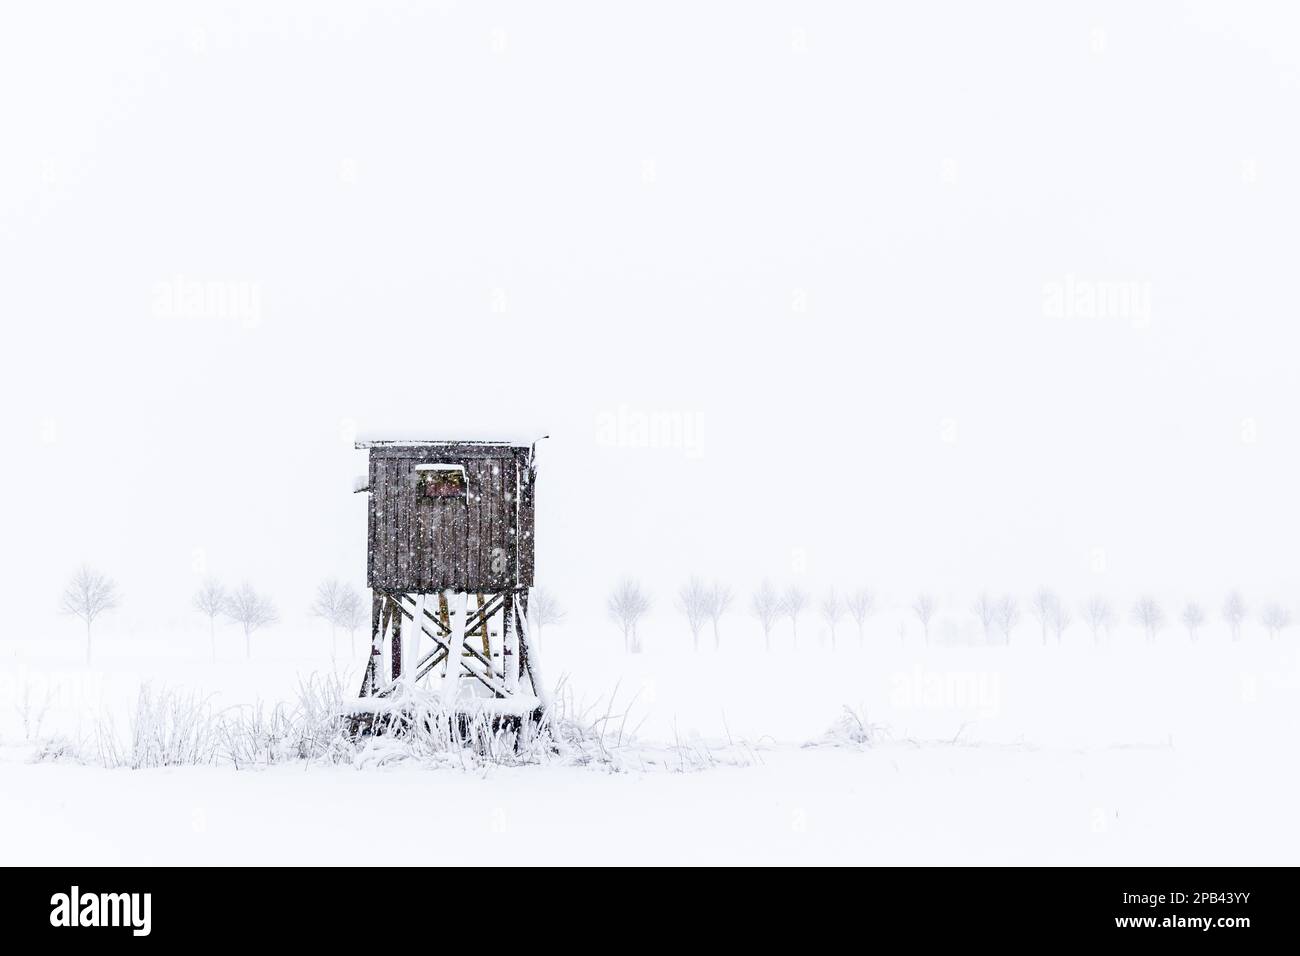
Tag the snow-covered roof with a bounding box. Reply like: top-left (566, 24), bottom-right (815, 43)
top-left (355, 436), bottom-right (543, 450)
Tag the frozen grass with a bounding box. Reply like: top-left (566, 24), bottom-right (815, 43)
top-left (72, 673), bottom-right (758, 773)
top-left (808, 705), bottom-right (888, 748)
top-left (14, 681), bottom-right (53, 741)
top-left (87, 676), bottom-right (349, 769)
top-left (219, 673), bottom-right (353, 767)
top-left (95, 685), bottom-right (221, 769)
top-left (349, 678), bottom-right (760, 773)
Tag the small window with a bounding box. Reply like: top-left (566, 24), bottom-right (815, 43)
top-left (415, 463), bottom-right (467, 499)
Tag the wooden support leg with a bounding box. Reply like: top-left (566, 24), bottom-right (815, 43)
top-left (477, 593), bottom-right (491, 658)
top-left (439, 591), bottom-right (468, 703)
top-left (517, 588), bottom-right (530, 633)
top-left (515, 591), bottom-right (548, 707)
top-left (360, 590), bottom-right (387, 697)
top-left (390, 596), bottom-right (403, 683)
top-left (503, 592), bottom-right (519, 694)
top-left (485, 595), bottom-right (502, 671)
top-left (405, 593), bottom-right (426, 689)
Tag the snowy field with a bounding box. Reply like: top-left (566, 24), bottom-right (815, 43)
top-left (2, 617), bottom-right (1296, 865)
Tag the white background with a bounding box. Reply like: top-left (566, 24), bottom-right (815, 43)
top-left (3, 3), bottom-right (1297, 637)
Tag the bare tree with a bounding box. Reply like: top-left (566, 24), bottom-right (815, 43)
top-left (1131, 595), bottom-right (1164, 643)
top-left (1260, 602), bottom-right (1292, 640)
top-left (1050, 600), bottom-right (1071, 643)
top-left (819, 588), bottom-right (844, 649)
top-left (780, 585), bottom-right (809, 648)
top-left (337, 585), bottom-right (365, 656)
top-left (1081, 594), bottom-right (1113, 644)
top-left (224, 582), bottom-right (278, 659)
top-left (309, 578), bottom-right (347, 660)
top-left (529, 586), bottom-right (566, 640)
top-left (608, 578), bottom-right (651, 653)
top-left (704, 582), bottom-right (733, 650)
top-left (994, 594), bottom-right (1020, 644)
top-left (192, 578), bottom-right (226, 663)
top-left (846, 587), bottom-right (875, 645)
top-left (676, 577), bottom-right (710, 651)
top-left (1222, 590), bottom-right (1247, 642)
top-left (60, 565), bottom-right (120, 664)
top-left (1180, 601), bottom-right (1205, 642)
top-left (972, 591), bottom-right (998, 643)
top-left (1029, 588), bottom-right (1060, 645)
top-left (751, 580), bottom-right (781, 651)
top-left (912, 593), bottom-right (937, 644)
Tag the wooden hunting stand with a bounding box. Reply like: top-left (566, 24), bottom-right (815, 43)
top-left (351, 438), bottom-right (546, 729)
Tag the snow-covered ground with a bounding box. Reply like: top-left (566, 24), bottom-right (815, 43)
top-left (1, 618), bottom-right (1296, 865)
top-left (6, 744), bottom-right (1292, 866)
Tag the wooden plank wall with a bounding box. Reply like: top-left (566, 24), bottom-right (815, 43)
top-left (366, 445), bottom-right (535, 593)
top-left (518, 448), bottom-right (536, 585)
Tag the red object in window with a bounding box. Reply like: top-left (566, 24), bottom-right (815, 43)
top-left (419, 471), bottom-right (466, 498)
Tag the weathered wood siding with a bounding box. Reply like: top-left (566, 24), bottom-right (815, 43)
top-left (366, 444), bottom-right (534, 593)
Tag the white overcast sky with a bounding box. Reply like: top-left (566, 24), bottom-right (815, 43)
top-left (2, 2), bottom-right (1297, 635)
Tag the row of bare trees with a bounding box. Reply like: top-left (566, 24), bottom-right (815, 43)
top-left (57, 563), bottom-right (1296, 662)
top-left (192, 579), bottom-right (278, 659)
top-left (909, 588), bottom-right (1292, 645)
top-left (60, 564), bottom-right (570, 664)
top-left (306, 579), bottom-right (365, 660)
top-left (606, 579), bottom-right (878, 653)
top-left (750, 583), bottom-right (877, 650)
top-left (605, 578), bottom-right (1296, 652)
top-left (57, 566), bottom-right (282, 663)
